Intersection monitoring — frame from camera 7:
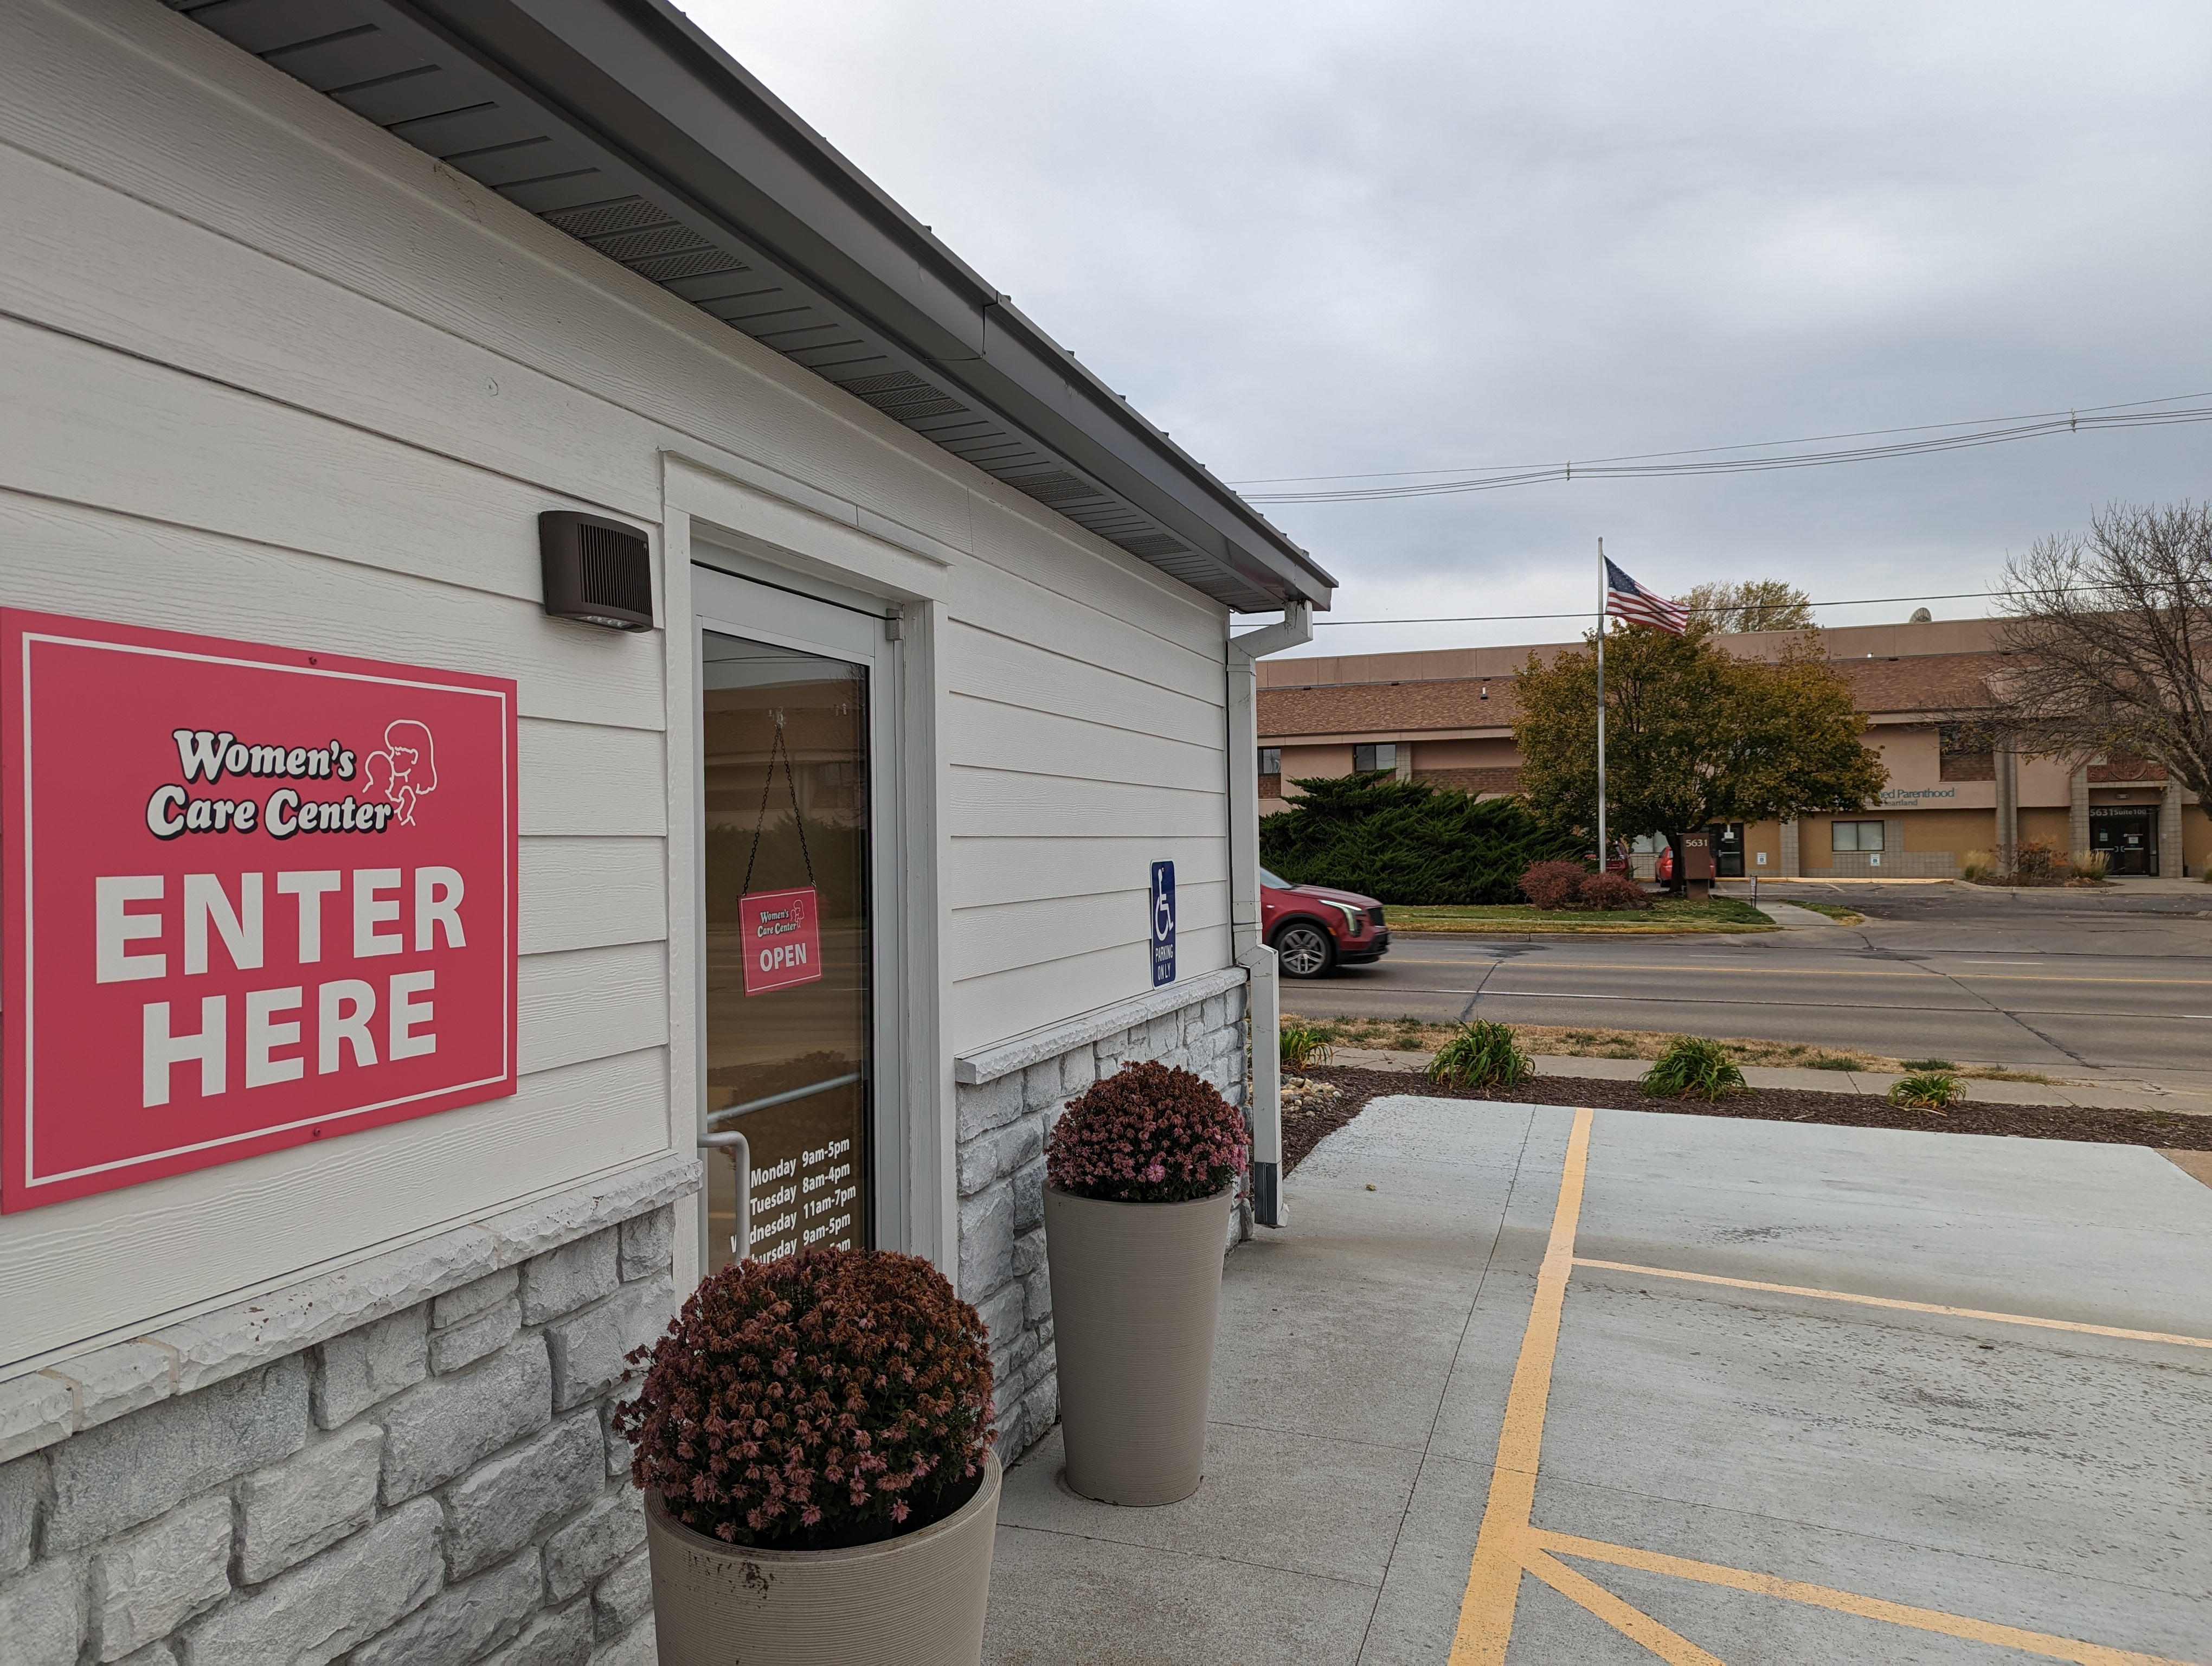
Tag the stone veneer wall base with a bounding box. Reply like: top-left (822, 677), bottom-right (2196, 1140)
top-left (952, 974), bottom-right (1252, 1464)
top-left (0, 1157), bottom-right (698, 1666)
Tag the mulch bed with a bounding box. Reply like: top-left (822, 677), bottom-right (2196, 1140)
top-left (1281, 1064), bottom-right (2212, 1175)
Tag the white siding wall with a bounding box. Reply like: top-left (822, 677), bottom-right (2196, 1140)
top-left (1, 0), bottom-right (1234, 1366)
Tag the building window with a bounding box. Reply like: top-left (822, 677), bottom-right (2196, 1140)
top-left (1258, 747), bottom-right (1281, 776)
top-left (1353, 743), bottom-right (1397, 772)
top-left (1831, 820), bottom-right (1885, 852)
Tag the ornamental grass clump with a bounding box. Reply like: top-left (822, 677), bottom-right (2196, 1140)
top-left (1641, 1035), bottom-right (1746, 1101)
top-left (1279, 1024), bottom-right (1335, 1072)
top-left (612, 1248), bottom-right (994, 1552)
top-left (1891, 1071), bottom-right (1962, 1112)
top-left (1426, 1020), bottom-right (1534, 1089)
top-left (1047, 1060), bottom-right (1249, 1203)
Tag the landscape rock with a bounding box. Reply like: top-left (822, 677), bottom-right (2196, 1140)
top-left (431, 1267), bottom-right (518, 1331)
top-left (378, 1336), bottom-right (550, 1504)
top-left (46, 1357), bottom-right (308, 1552)
top-left (520, 1230), bottom-right (619, 1325)
top-left (591, 1550), bottom-right (652, 1638)
top-left (618, 1209), bottom-right (673, 1281)
top-left (87, 1494), bottom-right (231, 1659)
top-left (430, 1298), bottom-right (522, 1375)
top-left (0, 1559), bottom-right (81, 1664)
top-left (312, 1306), bottom-right (427, 1430)
top-left (480, 1600), bottom-right (593, 1666)
top-left (442, 1412), bottom-right (601, 1579)
top-left (236, 1423), bottom-right (383, 1584)
top-left (0, 1454), bottom-right (37, 1578)
top-left (543, 1489), bottom-right (645, 1604)
top-left (181, 1498), bottom-right (441, 1666)
top-left (348, 1545), bottom-right (540, 1666)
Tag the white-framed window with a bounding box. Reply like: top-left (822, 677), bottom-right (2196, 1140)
top-left (1259, 747), bottom-right (1282, 775)
top-left (1353, 742), bottom-right (1397, 772)
top-left (1831, 819), bottom-right (1886, 851)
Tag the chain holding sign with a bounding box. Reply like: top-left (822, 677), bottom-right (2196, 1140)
top-left (737, 709), bottom-right (824, 996)
top-left (1, 611), bottom-right (518, 1212)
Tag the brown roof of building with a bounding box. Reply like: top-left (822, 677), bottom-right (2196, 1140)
top-left (1258, 648), bottom-right (2001, 740)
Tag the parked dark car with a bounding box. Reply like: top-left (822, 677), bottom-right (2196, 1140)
top-left (1259, 868), bottom-right (1391, 978)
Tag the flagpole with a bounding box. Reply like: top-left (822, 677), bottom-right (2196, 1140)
top-left (1596, 537), bottom-right (1607, 871)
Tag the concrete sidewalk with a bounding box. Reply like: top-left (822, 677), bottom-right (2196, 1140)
top-left (982, 1095), bottom-right (2212, 1663)
top-left (1326, 1047), bottom-right (2212, 1118)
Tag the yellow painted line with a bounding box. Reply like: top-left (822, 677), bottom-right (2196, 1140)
top-left (1534, 1530), bottom-right (2203, 1666)
top-left (1573, 1258), bottom-right (2212, 1351)
top-left (1454, 959), bottom-right (2212, 987)
top-left (1448, 1106), bottom-right (1596, 1666)
top-left (1522, 1549), bottom-right (1727, 1665)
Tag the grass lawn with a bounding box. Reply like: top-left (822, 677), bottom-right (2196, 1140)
top-left (1277, 1014), bottom-right (2069, 1084)
top-left (1384, 896), bottom-right (1773, 934)
top-left (1782, 900), bottom-right (1867, 924)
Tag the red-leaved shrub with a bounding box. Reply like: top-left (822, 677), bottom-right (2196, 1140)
top-left (1578, 871), bottom-right (1651, 911)
top-left (613, 1249), bottom-right (994, 1551)
top-left (1520, 860), bottom-right (1590, 910)
top-left (1046, 1060), bottom-right (1249, 1203)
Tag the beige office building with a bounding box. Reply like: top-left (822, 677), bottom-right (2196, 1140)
top-left (1259, 617), bottom-right (2210, 880)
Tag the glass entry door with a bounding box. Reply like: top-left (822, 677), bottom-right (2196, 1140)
top-left (700, 622), bottom-right (873, 1271)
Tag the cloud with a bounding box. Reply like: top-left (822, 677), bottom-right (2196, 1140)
top-left (686, 0), bottom-right (2212, 652)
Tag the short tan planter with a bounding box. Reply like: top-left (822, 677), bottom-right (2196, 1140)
top-left (642, 1452), bottom-right (1000, 1666)
top-left (1044, 1185), bottom-right (1230, 1505)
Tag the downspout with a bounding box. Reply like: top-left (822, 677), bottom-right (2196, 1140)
top-left (1227, 600), bottom-right (1313, 1228)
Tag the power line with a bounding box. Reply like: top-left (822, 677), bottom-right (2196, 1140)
top-left (1237, 396), bottom-right (2212, 504)
top-left (1310, 588), bottom-right (2002, 627)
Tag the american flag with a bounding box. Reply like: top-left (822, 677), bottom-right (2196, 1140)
top-left (1603, 557), bottom-right (1689, 635)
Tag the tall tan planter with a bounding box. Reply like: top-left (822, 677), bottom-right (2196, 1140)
top-left (642, 1453), bottom-right (1000, 1666)
top-left (1044, 1186), bottom-right (1229, 1505)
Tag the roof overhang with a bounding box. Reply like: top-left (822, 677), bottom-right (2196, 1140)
top-left (170, 0), bottom-right (1334, 613)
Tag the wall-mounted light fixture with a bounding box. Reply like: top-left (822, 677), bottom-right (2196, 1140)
top-left (539, 511), bottom-right (654, 630)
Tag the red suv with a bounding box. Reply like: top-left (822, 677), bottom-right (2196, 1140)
top-left (1260, 868), bottom-right (1391, 978)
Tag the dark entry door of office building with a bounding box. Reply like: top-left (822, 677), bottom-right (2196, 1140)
top-left (2090, 809), bottom-right (2156, 875)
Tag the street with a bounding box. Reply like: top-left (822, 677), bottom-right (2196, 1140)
top-left (1286, 883), bottom-right (2212, 1075)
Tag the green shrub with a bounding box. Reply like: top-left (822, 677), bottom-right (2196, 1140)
top-left (1890, 1072), bottom-right (1960, 1111)
top-left (1261, 774), bottom-right (1579, 905)
top-left (1641, 1036), bottom-right (1746, 1100)
top-left (1425, 1021), bottom-right (1533, 1090)
top-left (1279, 1024), bottom-right (1334, 1071)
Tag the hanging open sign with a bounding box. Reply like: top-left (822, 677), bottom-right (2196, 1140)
top-left (739, 886), bottom-right (823, 995)
top-left (2, 610), bottom-right (518, 1212)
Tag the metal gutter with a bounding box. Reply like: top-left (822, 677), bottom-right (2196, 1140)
top-left (173, 0), bottom-right (1333, 612)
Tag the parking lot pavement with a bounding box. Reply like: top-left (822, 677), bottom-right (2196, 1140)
top-left (1285, 882), bottom-right (2212, 1077)
top-left (985, 1095), bottom-right (2212, 1665)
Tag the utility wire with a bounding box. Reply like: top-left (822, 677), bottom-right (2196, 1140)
top-left (1310, 588), bottom-right (2001, 627)
top-left (1238, 397), bottom-right (2212, 504)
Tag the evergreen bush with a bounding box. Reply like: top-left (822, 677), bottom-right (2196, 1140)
top-left (1260, 774), bottom-right (1580, 905)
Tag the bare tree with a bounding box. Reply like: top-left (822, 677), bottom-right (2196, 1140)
top-left (1983, 503), bottom-right (2212, 803)
top-left (1676, 579), bottom-right (1815, 634)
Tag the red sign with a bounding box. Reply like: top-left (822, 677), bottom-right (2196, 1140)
top-left (2, 611), bottom-right (518, 1212)
top-left (738, 886), bottom-right (823, 995)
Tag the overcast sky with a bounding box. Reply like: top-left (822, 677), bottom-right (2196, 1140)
top-left (689, 1), bottom-right (2212, 657)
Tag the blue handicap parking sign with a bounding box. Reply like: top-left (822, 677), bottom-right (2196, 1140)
top-left (1149, 861), bottom-right (1176, 987)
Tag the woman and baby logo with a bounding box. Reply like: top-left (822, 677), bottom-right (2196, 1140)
top-left (363, 720), bottom-right (438, 826)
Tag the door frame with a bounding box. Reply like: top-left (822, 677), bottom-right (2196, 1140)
top-left (692, 563), bottom-right (904, 1266)
top-left (661, 456), bottom-right (951, 1289)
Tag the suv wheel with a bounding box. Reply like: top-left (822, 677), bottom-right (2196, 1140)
top-left (1272, 921), bottom-right (1335, 979)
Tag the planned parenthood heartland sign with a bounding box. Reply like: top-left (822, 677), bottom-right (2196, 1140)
top-left (2, 612), bottom-right (518, 1211)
